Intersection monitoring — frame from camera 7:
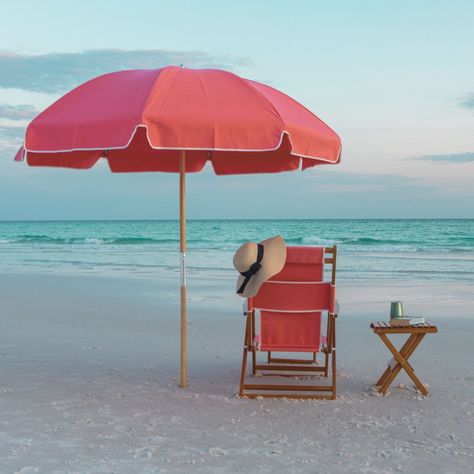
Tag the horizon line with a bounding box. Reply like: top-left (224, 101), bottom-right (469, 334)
top-left (0, 217), bottom-right (473, 223)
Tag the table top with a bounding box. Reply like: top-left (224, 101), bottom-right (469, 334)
top-left (370, 321), bottom-right (438, 334)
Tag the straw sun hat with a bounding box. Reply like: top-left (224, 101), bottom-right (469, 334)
top-left (233, 235), bottom-right (286, 298)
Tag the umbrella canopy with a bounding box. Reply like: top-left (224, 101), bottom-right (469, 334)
top-left (15, 66), bottom-right (341, 387)
top-left (16, 66), bottom-right (340, 171)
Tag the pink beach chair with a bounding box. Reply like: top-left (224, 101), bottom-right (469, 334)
top-left (239, 245), bottom-right (338, 399)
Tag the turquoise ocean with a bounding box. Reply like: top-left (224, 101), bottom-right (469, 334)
top-left (0, 219), bottom-right (473, 282)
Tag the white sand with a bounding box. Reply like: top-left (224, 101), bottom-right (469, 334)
top-left (0, 272), bottom-right (473, 473)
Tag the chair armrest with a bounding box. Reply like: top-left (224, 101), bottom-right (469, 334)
top-left (334, 299), bottom-right (340, 316)
top-left (243, 299), bottom-right (251, 316)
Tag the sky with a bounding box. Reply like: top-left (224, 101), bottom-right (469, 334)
top-left (0, 0), bottom-right (473, 219)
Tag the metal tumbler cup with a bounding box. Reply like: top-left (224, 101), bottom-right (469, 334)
top-left (390, 301), bottom-right (404, 319)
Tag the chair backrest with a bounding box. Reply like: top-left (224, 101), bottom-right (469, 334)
top-left (250, 246), bottom-right (336, 352)
top-left (252, 246), bottom-right (336, 309)
top-left (253, 281), bottom-right (335, 314)
top-left (269, 246), bottom-right (325, 282)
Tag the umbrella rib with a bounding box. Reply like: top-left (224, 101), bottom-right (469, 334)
top-left (243, 80), bottom-right (286, 129)
top-left (195, 69), bottom-right (216, 150)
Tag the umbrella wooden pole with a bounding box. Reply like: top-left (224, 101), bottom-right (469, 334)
top-left (179, 150), bottom-right (188, 388)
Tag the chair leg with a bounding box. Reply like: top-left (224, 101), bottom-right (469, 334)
top-left (331, 348), bottom-right (336, 400)
top-left (239, 314), bottom-right (251, 397)
top-left (324, 311), bottom-right (332, 377)
top-left (252, 347), bottom-right (257, 375)
top-left (251, 310), bottom-right (256, 374)
top-left (239, 347), bottom-right (248, 397)
top-left (331, 315), bottom-right (337, 400)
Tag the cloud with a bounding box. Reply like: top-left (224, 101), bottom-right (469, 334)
top-left (0, 162), bottom-right (472, 219)
top-left (411, 152), bottom-right (474, 163)
top-left (0, 126), bottom-right (25, 141)
top-left (458, 93), bottom-right (474, 110)
top-left (310, 183), bottom-right (386, 193)
top-left (0, 103), bottom-right (38, 120)
top-left (0, 49), bottom-right (251, 93)
top-left (304, 169), bottom-right (425, 191)
top-left (0, 127), bottom-right (24, 166)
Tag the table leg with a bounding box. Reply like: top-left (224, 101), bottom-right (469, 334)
top-left (376, 334), bottom-right (419, 388)
top-left (378, 334), bottom-right (423, 394)
top-left (378, 333), bottom-right (428, 396)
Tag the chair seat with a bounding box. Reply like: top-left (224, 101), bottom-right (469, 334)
top-left (254, 334), bottom-right (325, 353)
top-left (259, 311), bottom-right (322, 353)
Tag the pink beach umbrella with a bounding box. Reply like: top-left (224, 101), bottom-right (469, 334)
top-left (14, 66), bottom-right (341, 387)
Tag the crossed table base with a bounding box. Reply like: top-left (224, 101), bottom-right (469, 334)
top-left (370, 321), bottom-right (438, 396)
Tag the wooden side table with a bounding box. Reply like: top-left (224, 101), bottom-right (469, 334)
top-left (370, 321), bottom-right (438, 396)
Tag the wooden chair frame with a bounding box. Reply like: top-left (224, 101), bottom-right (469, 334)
top-left (239, 245), bottom-right (338, 400)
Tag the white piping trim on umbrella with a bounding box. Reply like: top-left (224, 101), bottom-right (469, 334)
top-left (23, 124), bottom-right (341, 164)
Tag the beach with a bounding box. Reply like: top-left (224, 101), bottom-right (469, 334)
top-left (1, 267), bottom-right (473, 473)
top-left (2, 0), bottom-right (473, 471)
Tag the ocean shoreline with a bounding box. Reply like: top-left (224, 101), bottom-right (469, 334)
top-left (2, 271), bottom-right (473, 317)
top-left (1, 219), bottom-right (473, 285)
